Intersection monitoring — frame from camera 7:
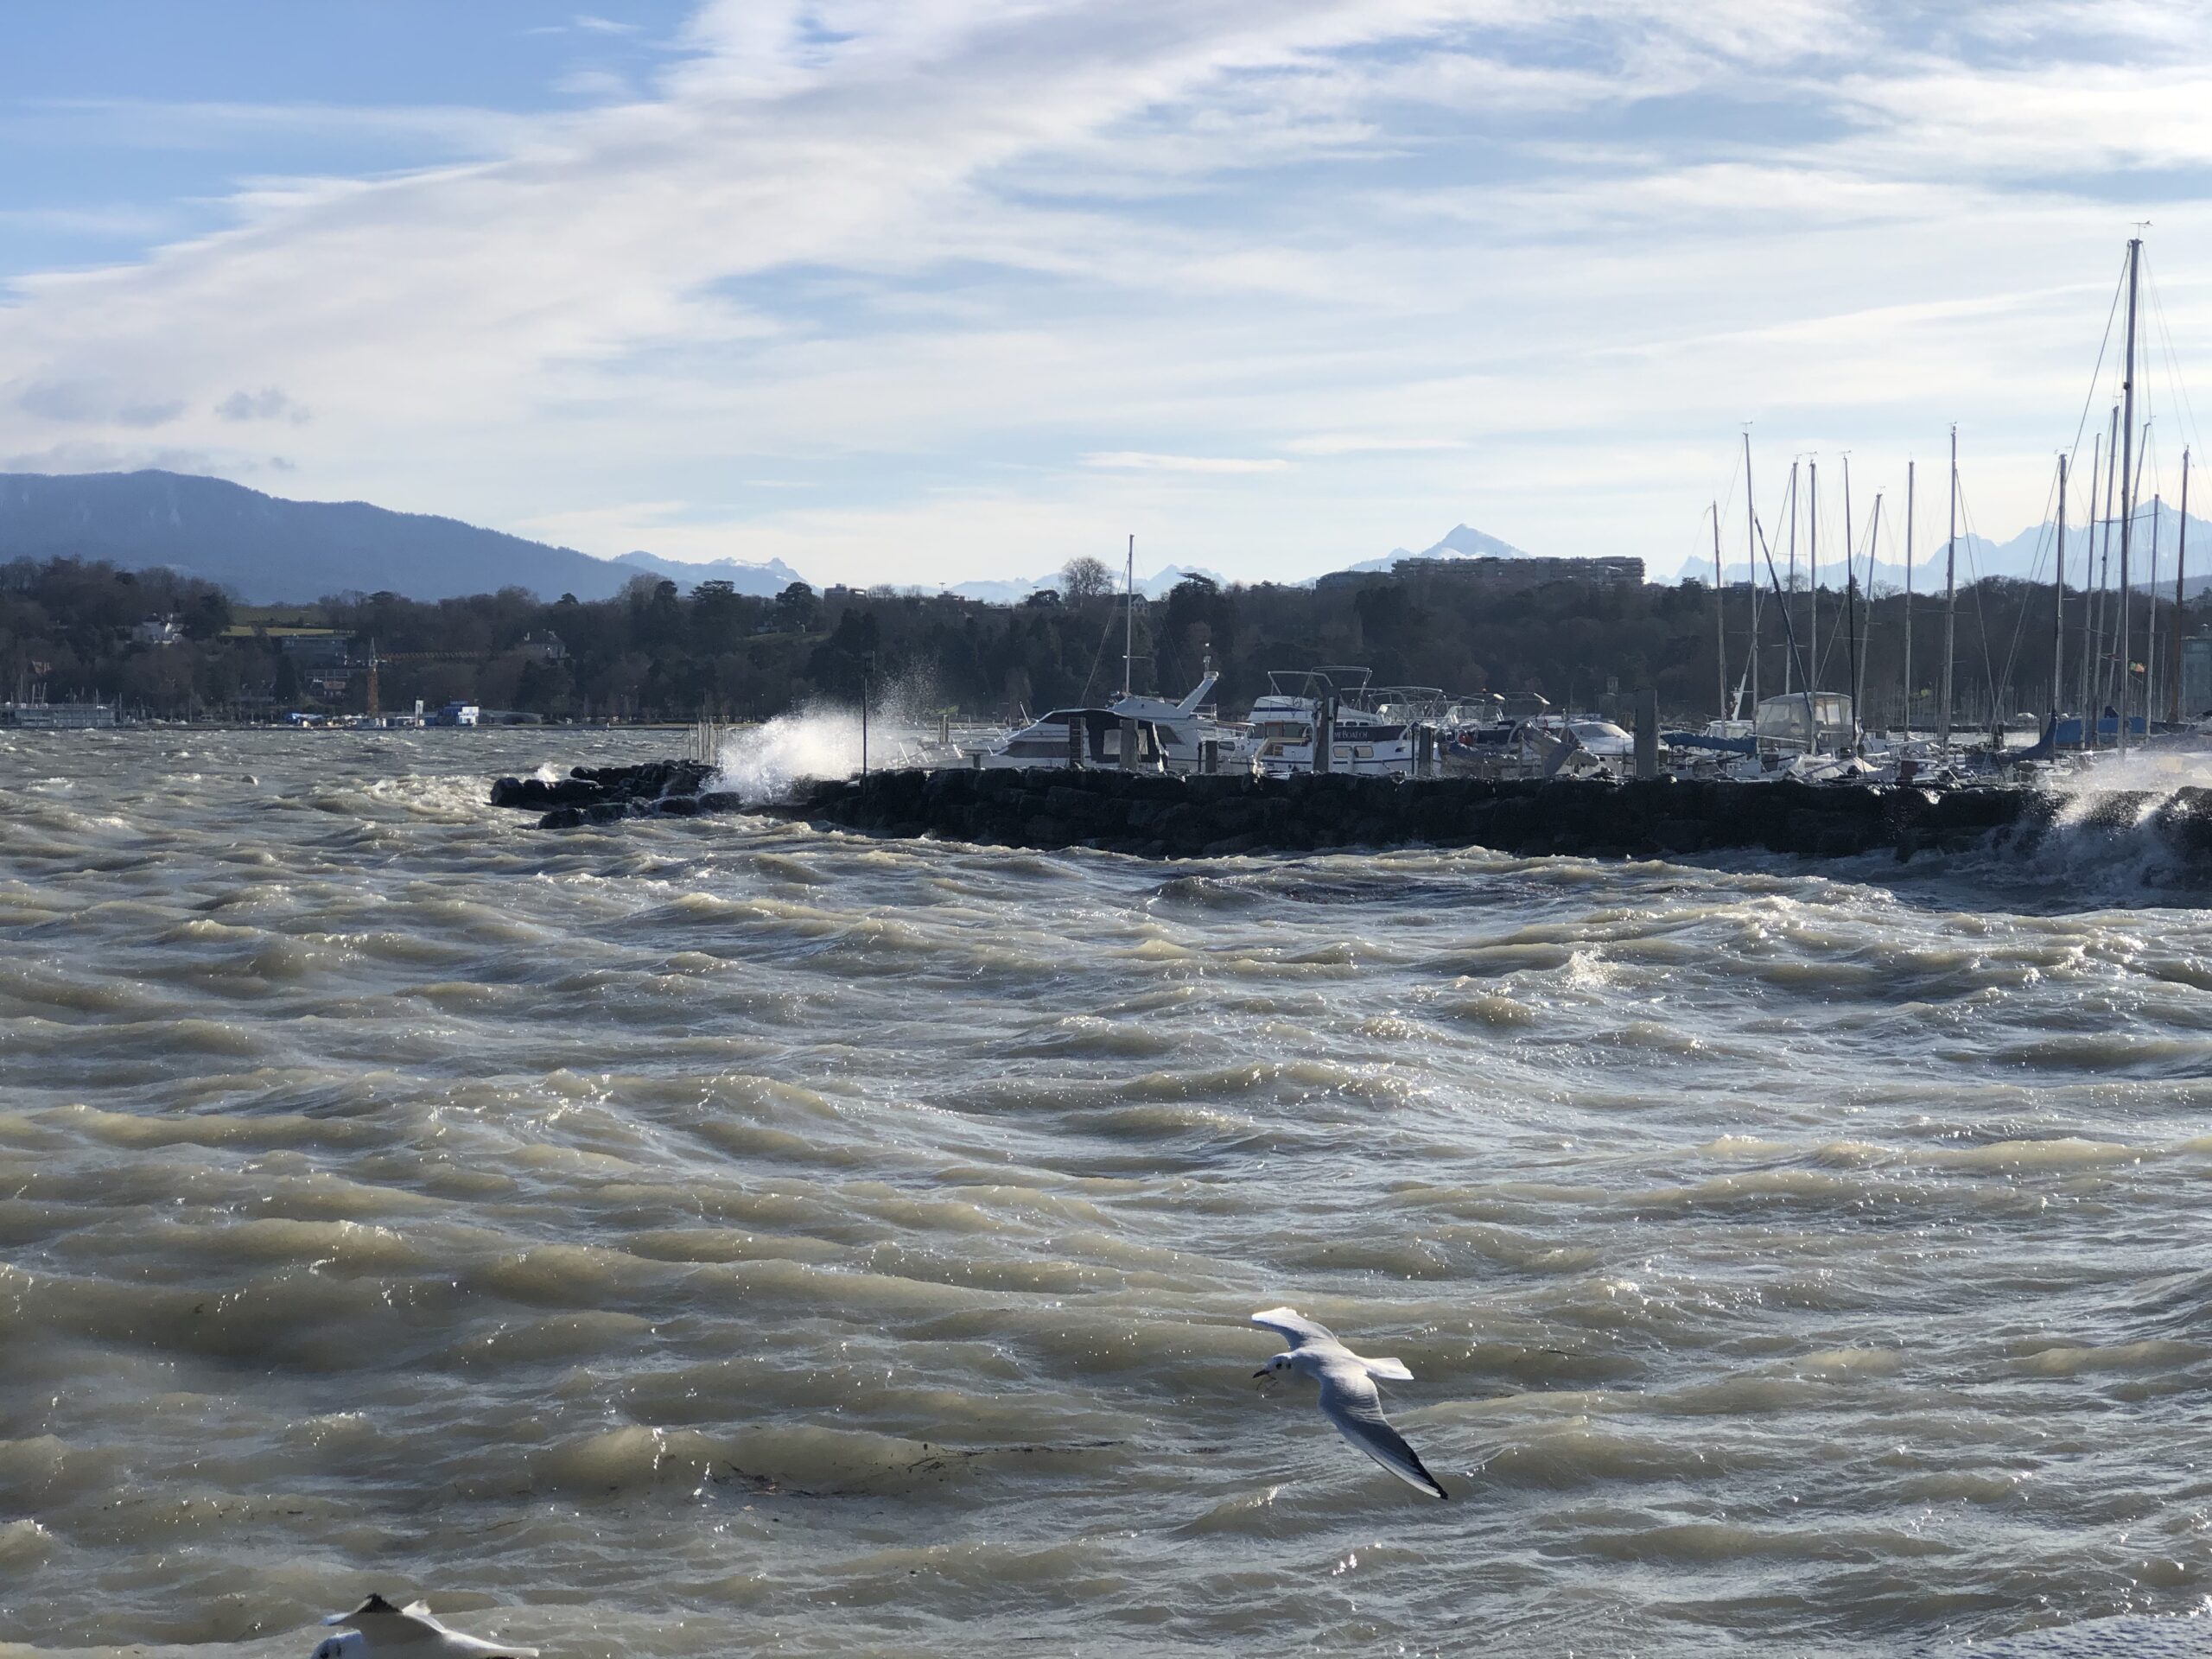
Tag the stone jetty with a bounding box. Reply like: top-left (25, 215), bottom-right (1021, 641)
top-left (486, 759), bottom-right (2212, 868)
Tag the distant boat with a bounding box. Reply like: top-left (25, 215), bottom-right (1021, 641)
top-left (1, 699), bottom-right (116, 729)
top-left (1108, 671), bottom-right (1259, 772)
top-left (1249, 666), bottom-right (1427, 777)
top-left (970, 706), bottom-right (1171, 770)
top-left (968, 671), bottom-right (1250, 772)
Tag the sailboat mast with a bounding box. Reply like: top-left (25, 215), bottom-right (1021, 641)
top-left (1849, 496), bottom-right (1872, 751)
top-left (2176, 448), bottom-right (2194, 723)
top-left (1941, 425), bottom-right (1957, 751)
top-left (1808, 458), bottom-right (1820, 690)
top-left (1744, 433), bottom-right (1759, 717)
top-left (2118, 235), bottom-right (2141, 759)
top-left (2099, 406), bottom-right (2120, 724)
top-left (2147, 488), bottom-right (2163, 724)
top-left (1785, 461), bottom-right (1798, 695)
top-left (2122, 424), bottom-right (2150, 725)
top-left (1904, 461), bottom-right (1915, 732)
top-left (2053, 453), bottom-right (2067, 724)
top-left (1839, 455), bottom-right (1852, 698)
top-left (1712, 501), bottom-right (1726, 721)
top-left (1122, 532), bottom-right (1135, 701)
top-left (2082, 430), bottom-right (2102, 729)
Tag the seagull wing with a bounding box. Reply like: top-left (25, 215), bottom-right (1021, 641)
top-left (1314, 1358), bottom-right (1448, 1501)
top-left (427, 1635), bottom-right (540, 1659)
top-left (404, 1614), bottom-right (540, 1659)
top-left (1251, 1306), bottom-right (1337, 1349)
top-left (327, 1599), bottom-right (537, 1657)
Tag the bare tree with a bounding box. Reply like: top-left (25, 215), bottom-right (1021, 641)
top-left (1059, 556), bottom-right (1114, 602)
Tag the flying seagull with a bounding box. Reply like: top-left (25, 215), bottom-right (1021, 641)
top-left (312, 1595), bottom-right (539, 1659)
top-left (1251, 1306), bottom-right (1448, 1500)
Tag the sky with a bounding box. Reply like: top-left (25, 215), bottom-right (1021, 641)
top-left (2, 0), bottom-right (2209, 588)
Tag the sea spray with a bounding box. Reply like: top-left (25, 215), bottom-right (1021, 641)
top-left (709, 671), bottom-right (963, 803)
top-left (711, 706), bottom-right (865, 804)
top-left (2008, 754), bottom-right (2212, 897)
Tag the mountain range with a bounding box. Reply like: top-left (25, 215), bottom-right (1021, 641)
top-left (607, 548), bottom-right (805, 594)
top-left (913, 526), bottom-right (1528, 601)
top-left (0, 471), bottom-right (799, 603)
top-left (1345, 523), bottom-right (1534, 573)
top-left (945, 564), bottom-right (1224, 603)
top-left (20, 467), bottom-right (2190, 610)
top-left (1682, 506), bottom-right (2212, 594)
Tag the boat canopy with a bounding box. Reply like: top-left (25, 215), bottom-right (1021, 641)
top-left (1753, 693), bottom-right (1853, 752)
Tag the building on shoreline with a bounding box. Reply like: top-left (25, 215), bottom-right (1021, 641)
top-left (2, 700), bottom-right (117, 729)
top-left (1318, 554), bottom-right (1643, 595)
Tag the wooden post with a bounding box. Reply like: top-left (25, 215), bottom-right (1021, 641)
top-left (1312, 698), bottom-right (1334, 773)
top-left (1066, 717), bottom-right (1085, 770)
top-left (1119, 717), bottom-right (1140, 769)
top-left (1634, 688), bottom-right (1659, 779)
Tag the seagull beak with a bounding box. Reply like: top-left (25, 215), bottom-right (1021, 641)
top-left (1252, 1369), bottom-right (1270, 1379)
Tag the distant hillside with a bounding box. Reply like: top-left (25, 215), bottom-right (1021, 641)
top-left (0, 470), bottom-right (803, 604)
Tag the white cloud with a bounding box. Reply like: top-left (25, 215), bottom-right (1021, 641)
top-left (553, 69), bottom-right (633, 99)
top-left (1082, 451), bottom-right (1291, 473)
top-left (0, 0), bottom-right (2206, 586)
top-left (7, 96), bottom-right (531, 155)
top-left (214, 386), bottom-right (310, 423)
top-left (1286, 434), bottom-right (1468, 455)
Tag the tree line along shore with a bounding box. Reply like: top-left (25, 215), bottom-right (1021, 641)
top-left (3, 552), bottom-right (2200, 727)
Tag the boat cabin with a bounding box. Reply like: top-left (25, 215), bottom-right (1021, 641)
top-left (1753, 693), bottom-right (1854, 753)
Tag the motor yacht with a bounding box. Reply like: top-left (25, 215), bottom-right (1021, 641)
top-left (969, 707), bottom-right (1172, 770)
top-left (1249, 666), bottom-right (1427, 777)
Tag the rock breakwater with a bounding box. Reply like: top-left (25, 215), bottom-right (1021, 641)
top-left (487, 760), bottom-right (2212, 868)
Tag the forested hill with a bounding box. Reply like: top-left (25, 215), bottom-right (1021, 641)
top-left (0, 471), bottom-right (795, 603)
top-left (8, 553), bottom-right (2192, 727)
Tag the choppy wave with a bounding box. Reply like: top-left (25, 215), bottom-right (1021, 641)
top-left (3, 728), bottom-right (2212, 1657)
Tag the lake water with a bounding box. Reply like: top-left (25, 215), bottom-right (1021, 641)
top-left (4, 728), bottom-right (2212, 1657)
